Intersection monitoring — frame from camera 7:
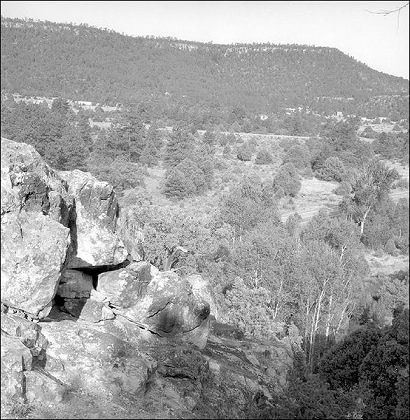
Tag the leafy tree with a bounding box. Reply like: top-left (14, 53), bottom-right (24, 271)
top-left (315, 156), bottom-right (345, 182)
top-left (283, 144), bottom-right (311, 170)
top-left (224, 277), bottom-right (285, 341)
top-left (89, 156), bottom-right (145, 192)
top-left (322, 118), bottom-right (359, 152)
top-left (273, 163), bottom-right (301, 197)
top-left (219, 175), bottom-right (279, 236)
top-left (121, 203), bottom-right (233, 276)
top-left (339, 159), bottom-right (400, 236)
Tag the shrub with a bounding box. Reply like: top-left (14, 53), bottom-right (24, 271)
top-left (224, 278), bottom-right (285, 341)
top-left (255, 149), bottom-right (273, 165)
top-left (236, 143), bottom-right (253, 161)
top-left (223, 144), bottom-right (231, 157)
top-left (385, 237), bottom-right (399, 256)
top-left (273, 163), bottom-right (301, 197)
top-left (333, 181), bottom-right (351, 196)
top-left (283, 143), bottom-right (311, 169)
top-left (315, 156), bottom-right (345, 182)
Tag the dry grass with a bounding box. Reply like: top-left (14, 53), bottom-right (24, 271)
top-left (280, 177), bottom-right (340, 224)
top-left (365, 252), bottom-right (409, 276)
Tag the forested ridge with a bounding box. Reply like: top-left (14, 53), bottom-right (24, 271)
top-left (1, 16), bottom-right (408, 118)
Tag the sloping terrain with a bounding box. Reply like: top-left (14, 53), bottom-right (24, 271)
top-left (1, 17), bottom-right (408, 116)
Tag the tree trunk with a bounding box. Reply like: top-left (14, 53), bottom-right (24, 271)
top-left (360, 207), bottom-right (371, 236)
top-left (325, 294), bottom-right (333, 340)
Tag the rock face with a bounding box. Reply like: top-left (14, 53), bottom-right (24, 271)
top-left (1, 138), bottom-right (73, 318)
top-left (40, 319), bottom-right (156, 396)
top-left (0, 138), bottom-right (128, 318)
top-left (99, 269), bottom-right (211, 348)
top-left (1, 212), bottom-right (71, 317)
top-left (97, 261), bottom-right (152, 308)
top-left (59, 170), bottom-right (128, 268)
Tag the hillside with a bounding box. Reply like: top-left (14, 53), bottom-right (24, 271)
top-left (1, 17), bottom-right (408, 119)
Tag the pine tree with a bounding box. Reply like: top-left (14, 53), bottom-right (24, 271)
top-left (164, 125), bottom-right (194, 168)
top-left (49, 124), bottom-right (88, 170)
top-left (163, 168), bottom-right (188, 199)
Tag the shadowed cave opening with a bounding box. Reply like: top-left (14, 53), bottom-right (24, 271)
top-left (49, 259), bottom-right (132, 321)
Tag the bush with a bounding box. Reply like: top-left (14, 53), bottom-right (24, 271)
top-left (273, 163), bottom-right (301, 197)
top-left (315, 156), bottom-right (345, 182)
top-left (255, 149), bottom-right (273, 165)
top-left (385, 237), bottom-right (399, 256)
top-left (283, 143), bottom-right (311, 169)
top-left (224, 278), bottom-right (285, 341)
top-left (333, 181), bottom-right (351, 196)
top-left (222, 144), bottom-right (231, 157)
top-left (236, 143), bottom-right (253, 161)
top-left (163, 168), bottom-right (189, 199)
top-left (88, 157), bottom-right (145, 192)
top-left (361, 125), bottom-right (378, 138)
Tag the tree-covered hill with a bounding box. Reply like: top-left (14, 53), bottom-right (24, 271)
top-left (1, 17), bottom-right (408, 117)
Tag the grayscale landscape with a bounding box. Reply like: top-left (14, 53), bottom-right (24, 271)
top-left (1, 1), bottom-right (409, 419)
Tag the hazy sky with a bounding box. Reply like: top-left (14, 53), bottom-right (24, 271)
top-left (2, 1), bottom-right (409, 79)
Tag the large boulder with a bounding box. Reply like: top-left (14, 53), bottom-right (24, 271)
top-left (40, 319), bottom-right (156, 396)
top-left (186, 274), bottom-right (219, 319)
top-left (59, 170), bottom-right (128, 268)
top-left (1, 212), bottom-right (71, 318)
top-left (99, 269), bottom-right (211, 348)
top-left (97, 261), bottom-right (152, 308)
top-left (1, 313), bottom-right (48, 357)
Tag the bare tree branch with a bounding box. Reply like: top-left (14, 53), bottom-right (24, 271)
top-left (367, 2), bottom-right (409, 15)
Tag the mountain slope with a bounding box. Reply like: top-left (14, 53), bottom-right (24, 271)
top-left (1, 17), bottom-right (408, 115)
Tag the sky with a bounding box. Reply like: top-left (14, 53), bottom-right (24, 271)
top-left (1, 1), bottom-right (409, 79)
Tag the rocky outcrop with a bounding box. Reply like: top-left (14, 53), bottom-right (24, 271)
top-left (1, 138), bottom-right (73, 318)
top-left (1, 138), bottom-right (295, 419)
top-left (59, 170), bottom-right (128, 268)
top-left (1, 212), bottom-right (71, 318)
top-left (57, 269), bottom-right (93, 299)
top-left (97, 261), bottom-right (152, 307)
top-left (101, 269), bottom-right (211, 348)
top-left (1, 138), bottom-right (128, 318)
top-left (39, 318), bottom-right (156, 396)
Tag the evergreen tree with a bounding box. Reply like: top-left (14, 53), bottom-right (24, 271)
top-left (163, 168), bottom-right (188, 199)
top-left (48, 124), bottom-right (88, 170)
top-left (164, 125), bottom-right (194, 168)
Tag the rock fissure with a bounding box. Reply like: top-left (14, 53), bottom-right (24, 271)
top-left (112, 311), bottom-right (164, 338)
top-left (146, 301), bottom-right (171, 318)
